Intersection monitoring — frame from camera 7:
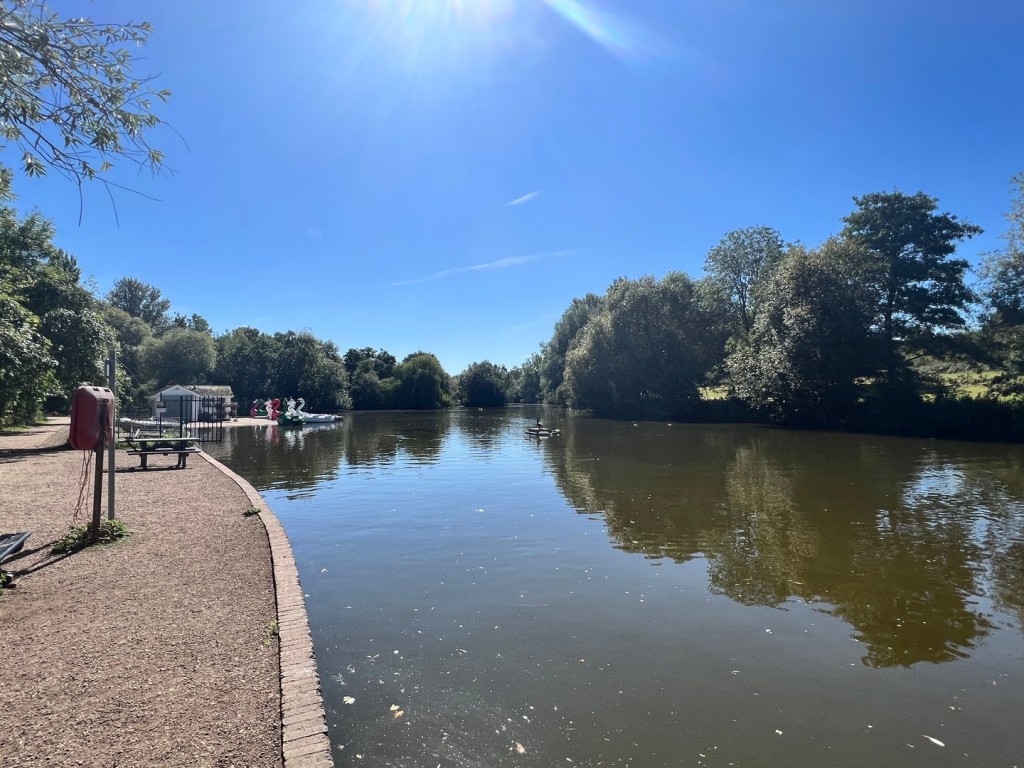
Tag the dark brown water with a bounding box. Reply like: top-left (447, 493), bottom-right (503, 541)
top-left (207, 407), bottom-right (1024, 768)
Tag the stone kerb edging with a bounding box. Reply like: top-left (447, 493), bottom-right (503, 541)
top-left (200, 452), bottom-right (334, 768)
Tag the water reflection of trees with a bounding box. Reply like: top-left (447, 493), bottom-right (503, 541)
top-left (545, 423), bottom-right (1024, 667)
top-left (214, 411), bottom-right (454, 494)
top-left (215, 422), bottom-right (349, 494)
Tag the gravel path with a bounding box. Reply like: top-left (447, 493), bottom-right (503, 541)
top-left (0, 419), bottom-right (286, 767)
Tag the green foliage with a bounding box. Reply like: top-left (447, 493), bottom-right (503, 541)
top-left (457, 361), bottom-right (509, 407)
top-left (106, 277), bottom-right (171, 331)
top-left (392, 352), bottom-right (454, 409)
top-left (142, 327), bottom-right (217, 387)
top-left (0, 290), bottom-right (54, 425)
top-left (0, 169), bottom-right (113, 426)
top-left (540, 293), bottom-right (603, 405)
top-left (0, 0), bottom-right (170, 183)
top-left (272, 331), bottom-right (351, 411)
top-left (841, 190), bottom-right (981, 371)
top-left (564, 273), bottom-right (729, 419)
top-left (171, 312), bottom-right (213, 334)
top-left (51, 517), bottom-right (128, 554)
top-left (344, 347), bottom-right (396, 379)
top-left (725, 240), bottom-right (883, 425)
top-left (243, 505), bottom-right (260, 517)
top-left (263, 619), bottom-right (280, 645)
top-left (214, 327), bottom-right (279, 409)
top-left (979, 172), bottom-right (1024, 398)
top-left (703, 226), bottom-right (785, 335)
top-left (507, 352), bottom-right (543, 403)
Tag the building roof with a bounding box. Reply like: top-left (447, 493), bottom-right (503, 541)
top-left (151, 384), bottom-right (235, 398)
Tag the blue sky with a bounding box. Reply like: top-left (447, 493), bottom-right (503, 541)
top-left (15, 0), bottom-right (1024, 375)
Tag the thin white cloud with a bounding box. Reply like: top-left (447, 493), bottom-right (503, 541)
top-left (504, 190), bottom-right (540, 206)
top-left (389, 249), bottom-right (572, 287)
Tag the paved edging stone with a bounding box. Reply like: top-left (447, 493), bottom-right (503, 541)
top-left (200, 451), bottom-right (334, 768)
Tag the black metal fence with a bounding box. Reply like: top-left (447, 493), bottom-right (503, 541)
top-left (117, 395), bottom-right (228, 444)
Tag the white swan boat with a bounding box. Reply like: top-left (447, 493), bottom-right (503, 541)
top-left (295, 398), bottom-right (343, 423)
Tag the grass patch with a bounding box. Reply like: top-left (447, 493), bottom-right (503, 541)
top-left (263, 619), bottom-right (280, 645)
top-left (699, 386), bottom-right (729, 401)
top-left (51, 518), bottom-right (129, 555)
top-left (243, 505), bottom-right (261, 517)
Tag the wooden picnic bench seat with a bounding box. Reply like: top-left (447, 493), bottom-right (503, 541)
top-left (126, 446), bottom-right (201, 469)
top-left (1, 531), bottom-right (31, 584)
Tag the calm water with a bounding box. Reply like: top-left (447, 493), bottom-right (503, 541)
top-left (206, 408), bottom-right (1024, 768)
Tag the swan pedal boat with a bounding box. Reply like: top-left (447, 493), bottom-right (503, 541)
top-left (301, 413), bottom-right (343, 423)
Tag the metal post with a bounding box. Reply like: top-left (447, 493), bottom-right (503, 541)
top-left (107, 347), bottom-right (116, 520)
top-left (91, 402), bottom-right (106, 541)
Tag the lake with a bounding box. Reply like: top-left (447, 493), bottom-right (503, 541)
top-left (206, 407), bottom-right (1024, 768)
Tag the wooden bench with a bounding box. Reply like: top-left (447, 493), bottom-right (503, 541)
top-left (126, 446), bottom-right (201, 469)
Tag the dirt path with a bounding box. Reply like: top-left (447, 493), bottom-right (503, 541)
top-left (0, 419), bottom-right (326, 767)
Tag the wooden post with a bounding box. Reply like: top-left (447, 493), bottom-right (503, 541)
top-left (91, 402), bottom-right (107, 541)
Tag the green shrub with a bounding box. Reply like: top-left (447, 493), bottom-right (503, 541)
top-left (52, 518), bottom-right (129, 555)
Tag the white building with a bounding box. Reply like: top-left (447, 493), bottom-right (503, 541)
top-left (150, 384), bottom-right (236, 422)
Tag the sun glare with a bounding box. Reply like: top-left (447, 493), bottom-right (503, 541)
top-left (346, 0), bottom-right (660, 77)
top-left (363, 0), bottom-right (516, 66)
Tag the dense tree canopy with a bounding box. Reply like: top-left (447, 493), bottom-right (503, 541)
top-left (725, 240), bottom-right (883, 425)
top-left (704, 226), bottom-right (785, 336)
top-left (564, 273), bottom-right (729, 419)
top-left (0, 168), bottom-right (110, 424)
top-left (841, 191), bottom-right (980, 371)
top-left (393, 352), bottom-right (454, 410)
top-left (142, 327), bottom-right (216, 388)
top-left (106, 277), bottom-right (171, 331)
top-left (540, 293), bottom-right (602, 405)
top-left (457, 361), bottom-right (509, 408)
top-left (980, 173), bottom-right (1024, 397)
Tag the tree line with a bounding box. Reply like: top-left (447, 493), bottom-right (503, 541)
top-left (3, 172), bottom-right (1022, 439)
top-left (511, 182), bottom-right (1024, 440)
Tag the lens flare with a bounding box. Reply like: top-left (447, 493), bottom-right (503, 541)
top-left (541, 0), bottom-right (661, 60)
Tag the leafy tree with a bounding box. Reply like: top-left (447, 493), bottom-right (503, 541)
top-left (141, 327), bottom-right (216, 387)
top-left (172, 312), bottom-right (212, 334)
top-left (393, 352), bottom-right (453, 409)
top-left (272, 331), bottom-right (350, 411)
top-left (725, 240), bottom-right (883, 425)
top-left (457, 361), bottom-right (509, 407)
top-left (979, 172), bottom-right (1024, 397)
top-left (21, 248), bottom-right (112, 392)
top-left (106, 277), bottom-right (170, 331)
top-left (0, 0), bottom-right (170, 184)
top-left (0, 290), bottom-right (53, 425)
top-left (508, 352), bottom-right (543, 403)
top-left (350, 366), bottom-right (387, 410)
top-left (540, 293), bottom-right (603, 405)
top-left (344, 347), bottom-right (396, 379)
top-left (563, 273), bottom-right (729, 419)
top-left (841, 191), bottom-right (981, 375)
top-left (214, 326), bottom-right (279, 408)
top-left (103, 304), bottom-right (154, 399)
top-left (0, 170), bottom-right (111, 421)
top-left (704, 226), bottom-right (785, 335)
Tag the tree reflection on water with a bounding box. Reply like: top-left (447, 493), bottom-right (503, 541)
top-left (545, 419), bottom-right (1024, 667)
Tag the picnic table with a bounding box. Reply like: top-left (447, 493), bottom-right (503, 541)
top-left (125, 436), bottom-right (200, 469)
